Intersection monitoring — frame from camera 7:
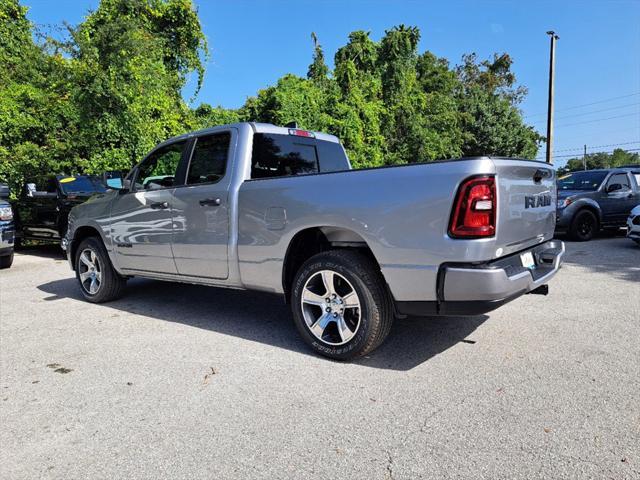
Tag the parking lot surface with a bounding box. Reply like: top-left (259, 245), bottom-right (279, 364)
top-left (1, 236), bottom-right (639, 479)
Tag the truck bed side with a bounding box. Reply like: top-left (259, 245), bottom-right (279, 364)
top-left (236, 157), bottom-right (555, 302)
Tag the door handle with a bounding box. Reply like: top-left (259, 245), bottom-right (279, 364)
top-left (149, 201), bottom-right (169, 210)
top-left (199, 198), bottom-right (221, 207)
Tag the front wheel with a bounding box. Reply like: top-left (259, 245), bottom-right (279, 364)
top-left (75, 236), bottom-right (126, 303)
top-left (291, 250), bottom-right (393, 360)
top-left (570, 210), bottom-right (598, 241)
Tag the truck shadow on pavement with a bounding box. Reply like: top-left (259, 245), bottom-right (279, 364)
top-left (37, 276), bottom-right (488, 371)
top-left (15, 244), bottom-right (66, 259)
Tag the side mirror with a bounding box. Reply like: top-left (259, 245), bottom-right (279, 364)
top-left (606, 183), bottom-right (622, 193)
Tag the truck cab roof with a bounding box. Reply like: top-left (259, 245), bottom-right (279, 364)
top-left (159, 122), bottom-right (341, 148)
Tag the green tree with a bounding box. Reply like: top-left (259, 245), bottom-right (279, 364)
top-left (456, 53), bottom-right (543, 158)
top-left (307, 32), bottom-right (329, 83)
top-left (2, 6), bottom-right (544, 189)
top-left (68, 0), bottom-right (208, 173)
top-left (189, 104), bottom-right (241, 130)
top-left (0, 0), bottom-right (208, 192)
top-left (562, 149), bottom-right (640, 173)
top-left (0, 0), bottom-right (79, 194)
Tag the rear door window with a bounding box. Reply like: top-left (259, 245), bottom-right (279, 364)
top-left (317, 140), bottom-right (349, 172)
top-left (186, 133), bottom-right (231, 185)
top-left (251, 134), bottom-right (319, 179)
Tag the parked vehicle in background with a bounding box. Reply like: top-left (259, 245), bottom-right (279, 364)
top-left (0, 183), bottom-right (15, 269)
top-left (13, 175), bottom-right (107, 248)
top-left (555, 167), bottom-right (640, 241)
top-left (627, 205), bottom-right (640, 245)
top-left (64, 122), bottom-right (564, 360)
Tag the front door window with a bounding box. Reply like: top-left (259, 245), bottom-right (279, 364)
top-left (135, 142), bottom-right (186, 191)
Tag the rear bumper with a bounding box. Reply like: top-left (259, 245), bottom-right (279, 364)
top-left (396, 239), bottom-right (565, 317)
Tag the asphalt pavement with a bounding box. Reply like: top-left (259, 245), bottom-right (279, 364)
top-left (1, 235), bottom-right (638, 479)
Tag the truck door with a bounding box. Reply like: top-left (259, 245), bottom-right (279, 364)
top-left (18, 177), bottom-right (59, 240)
top-left (110, 140), bottom-right (186, 274)
top-left (170, 130), bottom-right (233, 279)
top-left (600, 172), bottom-right (635, 225)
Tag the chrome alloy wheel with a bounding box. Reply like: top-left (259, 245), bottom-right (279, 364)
top-left (300, 270), bottom-right (361, 345)
top-left (78, 248), bottom-right (102, 295)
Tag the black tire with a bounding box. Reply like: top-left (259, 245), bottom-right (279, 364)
top-left (569, 210), bottom-right (598, 241)
top-left (291, 250), bottom-right (393, 360)
top-left (0, 252), bottom-right (13, 269)
top-left (75, 236), bottom-right (126, 303)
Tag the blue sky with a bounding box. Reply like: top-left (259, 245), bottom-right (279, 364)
top-left (24, 0), bottom-right (640, 166)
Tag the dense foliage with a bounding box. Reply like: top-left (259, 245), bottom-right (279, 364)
top-left (242, 29), bottom-right (544, 168)
top-left (559, 149), bottom-right (640, 174)
top-left (1, 0), bottom-right (545, 194)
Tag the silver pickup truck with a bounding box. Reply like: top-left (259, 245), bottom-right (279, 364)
top-left (65, 122), bottom-right (564, 359)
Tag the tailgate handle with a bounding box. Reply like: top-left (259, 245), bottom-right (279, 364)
top-left (533, 168), bottom-right (550, 183)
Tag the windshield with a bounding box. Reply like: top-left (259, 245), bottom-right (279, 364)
top-left (58, 176), bottom-right (107, 194)
top-left (557, 171), bottom-right (607, 191)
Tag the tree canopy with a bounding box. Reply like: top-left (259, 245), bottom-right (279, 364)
top-left (1, 0), bottom-right (545, 194)
top-left (559, 149), bottom-right (640, 174)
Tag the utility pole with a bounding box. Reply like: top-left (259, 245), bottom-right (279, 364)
top-left (583, 144), bottom-right (587, 170)
top-left (546, 31), bottom-right (559, 164)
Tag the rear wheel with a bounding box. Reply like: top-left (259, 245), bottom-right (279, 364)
top-left (75, 237), bottom-right (126, 303)
top-left (0, 252), bottom-right (13, 269)
top-left (570, 210), bottom-right (598, 241)
top-left (291, 250), bottom-right (393, 360)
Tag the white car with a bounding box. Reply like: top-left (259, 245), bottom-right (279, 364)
top-left (627, 205), bottom-right (640, 245)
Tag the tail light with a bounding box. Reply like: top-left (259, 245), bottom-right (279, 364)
top-left (448, 175), bottom-right (496, 238)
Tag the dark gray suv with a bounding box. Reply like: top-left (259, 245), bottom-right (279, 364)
top-left (556, 168), bottom-right (640, 241)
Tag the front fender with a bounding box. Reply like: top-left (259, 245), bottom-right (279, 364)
top-left (66, 196), bottom-right (117, 272)
top-left (567, 197), bottom-right (603, 223)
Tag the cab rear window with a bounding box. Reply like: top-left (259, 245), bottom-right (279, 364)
top-left (250, 133), bottom-right (348, 179)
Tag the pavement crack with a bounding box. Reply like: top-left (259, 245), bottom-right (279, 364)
top-left (385, 450), bottom-right (394, 480)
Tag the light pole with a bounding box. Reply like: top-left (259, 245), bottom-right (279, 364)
top-left (546, 31), bottom-right (559, 165)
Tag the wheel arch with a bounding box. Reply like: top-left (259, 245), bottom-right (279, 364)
top-left (281, 226), bottom-right (383, 303)
top-left (69, 225), bottom-right (105, 271)
top-left (571, 198), bottom-right (602, 224)
top-left (571, 201), bottom-right (602, 228)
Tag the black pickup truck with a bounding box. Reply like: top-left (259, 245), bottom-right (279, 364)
top-left (13, 175), bottom-right (107, 248)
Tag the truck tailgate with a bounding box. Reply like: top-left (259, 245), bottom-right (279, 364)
top-left (493, 159), bottom-right (556, 255)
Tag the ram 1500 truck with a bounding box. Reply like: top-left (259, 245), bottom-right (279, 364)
top-left (65, 123), bottom-right (565, 359)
